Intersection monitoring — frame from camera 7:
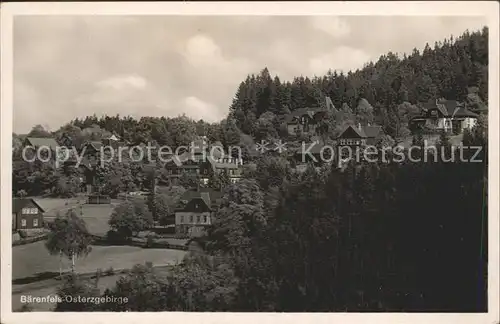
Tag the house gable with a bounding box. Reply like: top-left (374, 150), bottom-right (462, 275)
top-left (13, 198), bottom-right (45, 214)
top-left (184, 197), bottom-right (211, 213)
top-left (24, 137), bottom-right (59, 151)
top-left (338, 125), bottom-right (366, 139)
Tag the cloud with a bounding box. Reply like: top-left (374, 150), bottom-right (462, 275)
top-left (309, 46), bottom-right (371, 75)
top-left (310, 16), bottom-right (351, 39)
top-left (72, 75), bottom-right (172, 119)
top-left (183, 96), bottom-right (223, 122)
top-left (96, 74), bottom-right (148, 90)
top-left (184, 35), bottom-right (222, 66)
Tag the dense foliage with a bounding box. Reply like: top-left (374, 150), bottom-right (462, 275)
top-left (108, 199), bottom-right (154, 241)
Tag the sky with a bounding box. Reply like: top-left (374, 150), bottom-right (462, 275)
top-left (13, 15), bottom-right (487, 133)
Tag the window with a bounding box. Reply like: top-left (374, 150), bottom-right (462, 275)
top-left (197, 215), bottom-right (201, 223)
top-left (180, 216), bottom-right (184, 224)
top-left (31, 208), bottom-right (38, 214)
top-left (22, 208), bottom-right (30, 214)
top-left (21, 219), bottom-right (27, 227)
top-left (33, 219), bottom-right (38, 227)
top-left (203, 215), bottom-right (208, 223)
top-left (190, 216), bottom-right (193, 223)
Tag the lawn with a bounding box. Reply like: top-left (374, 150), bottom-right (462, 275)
top-left (43, 201), bottom-right (119, 236)
top-left (34, 197), bottom-right (83, 216)
top-left (12, 240), bottom-right (188, 282)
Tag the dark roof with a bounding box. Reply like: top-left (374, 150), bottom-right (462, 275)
top-left (338, 124), bottom-right (383, 140)
top-left (338, 125), bottom-right (367, 139)
top-left (178, 188), bottom-right (222, 211)
top-left (285, 107), bottom-right (327, 123)
top-left (418, 99), bottom-right (479, 120)
top-left (24, 137), bottom-right (59, 150)
top-left (12, 198), bottom-right (45, 213)
top-left (426, 99), bottom-right (476, 117)
top-left (451, 106), bottom-right (479, 118)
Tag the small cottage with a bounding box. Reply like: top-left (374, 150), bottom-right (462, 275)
top-left (174, 189), bottom-right (222, 237)
top-left (12, 198), bottom-right (45, 231)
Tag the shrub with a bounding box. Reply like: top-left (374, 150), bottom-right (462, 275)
top-left (145, 235), bottom-right (155, 248)
top-left (95, 268), bottom-right (103, 281)
top-left (105, 266), bottom-right (115, 276)
top-left (106, 230), bottom-right (127, 244)
top-left (18, 230), bottom-right (27, 239)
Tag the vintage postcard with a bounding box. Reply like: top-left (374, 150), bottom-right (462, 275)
top-left (1, 2), bottom-right (499, 324)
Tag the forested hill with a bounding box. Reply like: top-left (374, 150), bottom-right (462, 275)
top-left (16, 27), bottom-right (488, 150)
top-left (228, 26), bottom-right (488, 138)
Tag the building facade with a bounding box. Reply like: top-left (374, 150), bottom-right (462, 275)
top-left (12, 198), bottom-right (45, 231)
top-left (174, 189), bottom-right (222, 237)
top-left (164, 138), bottom-right (243, 186)
top-left (409, 99), bottom-right (479, 134)
top-left (285, 107), bottom-right (329, 136)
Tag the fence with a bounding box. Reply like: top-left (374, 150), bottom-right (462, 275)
top-left (12, 233), bottom-right (48, 247)
top-left (91, 234), bottom-right (189, 251)
top-left (87, 195), bottom-right (111, 204)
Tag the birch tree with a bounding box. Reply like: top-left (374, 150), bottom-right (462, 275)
top-left (45, 209), bottom-right (93, 274)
